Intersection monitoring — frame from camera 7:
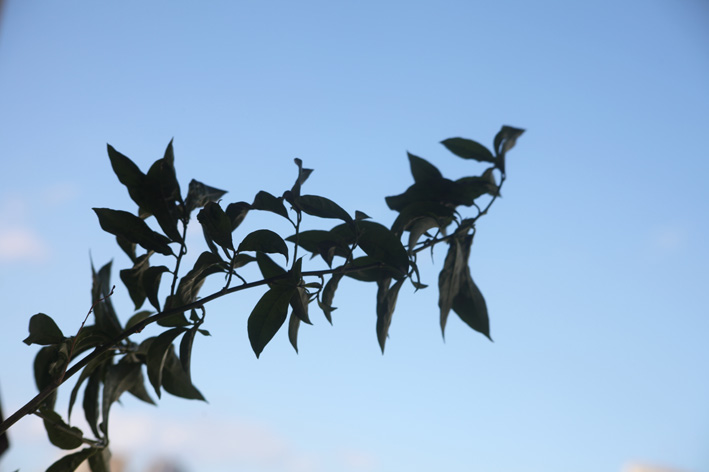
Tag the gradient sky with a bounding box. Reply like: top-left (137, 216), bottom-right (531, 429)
top-left (1, 1), bottom-right (708, 472)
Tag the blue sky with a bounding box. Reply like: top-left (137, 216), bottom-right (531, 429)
top-left (1, 1), bottom-right (708, 471)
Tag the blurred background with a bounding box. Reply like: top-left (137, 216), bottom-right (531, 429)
top-left (0, 1), bottom-right (707, 471)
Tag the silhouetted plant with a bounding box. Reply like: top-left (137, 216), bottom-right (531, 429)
top-left (0, 126), bottom-right (524, 471)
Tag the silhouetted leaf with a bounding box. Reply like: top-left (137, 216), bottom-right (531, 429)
top-left (408, 152), bottom-right (443, 183)
top-left (319, 273), bottom-right (342, 324)
top-left (354, 221), bottom-right (409, 276)
top-left (248, 286), bottom-right (296, 358)
top-left (288, 312), bottom-right (300, 353)
top-left (376, 278), bottom-right (405, 353)
top-left (119, 254), bottom-right (150, 310)
top-left (438, 235), bottom-right (468, 337)
top-left (91, 260), bottom-right (122, 338)
top-left (116, 235), bottom-right (137, 263)
top-left (452, 269), bottom-right (491, 340)
top-left (102, 359), bottom-right (144, 435)
top-left (493, 125), bottom-right (525, 157)
top-left (252, 191), bottom-right (289, 219)
top-left (238, 229), bottom-right (288, 262)
top-left (87, 447), bottom-right (111, 472)
top-left (146, 328), bottom-right (187, 398)
top-left (441, 137), bottom-right (495, 163)
top-left (179, 327), bottom-right (198, 381)
top-left (23, 313), bottom-right (65, 346)
top-left (143, 265), bottom-right (169, 311)
top-left (197, 201), bottom-right (234, 250)
top-left (161, 345), bottom-right (205, 400)
top-left (184, 179), bottom-right (227, 214)
top-left (46, 447), bottom-right (99, 472)
top-left (225, 201), bottom-right (250, 231)
top-left (354, 210), bottom-right (370, 221)
top-left (40, 408), bottom-right (84, 450)
top-left (255, 252), bottom-right (286, 280)
top-left (125, 310), bottom-right (152, 331)
top-left (286, 230), bottom-right (349, 264)
top-left (144, 139), bottom-right (183, 242)
top-left (391, 201), bottom-right (455, 237)
top-left (83, 369), bottom-right (102, 438)
top-left (34, 346), bottom-right (58, 409)
top-left (290, 286), bottom-right (311, 324)
top-left (342, 256), bottom-right (400, 282)
top-left (93, 208), bottom-right (173, 256)
top-left (298, 195), bottom-right (352, 223)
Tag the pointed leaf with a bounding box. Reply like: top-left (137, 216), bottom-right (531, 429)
top-left (441, 137), bottom-right (495, 163)
top-left (143, 265), bottom-right (169, 311)
top-left (102, 360), bottom-right (144, 435)
top-left (252, 191), bottom-right (289, 219)
top-left (146, 328), bottom-right (187, 398)
top-left (23, 313), bottom-right (65, 346)
top-left (184, 179), bottom-right (227, 214)
top-left (493, 125), bottom-right (525, 157)
top-left (438, 236), bottom-right (468, 337)
top-left (46, 447), bottom-right (100, 472)
top-left (288, 312), bottom-right (300, 353)
top-left (354, 221), bottom-right (409, 276)
top-left (87, 447), bottom-right (111, 472)
top-left (255, 252), bottom-right (287, 280)
top-left (290, 286), bottom-right (311, 324)
top-left (248, 286), bottom-right (296, 358)
top-left (93, 208), bottom-right (173, 255)
top-left (40, 408), bottom-right (84, 450)
top-left (161, 345), bottom-right (205, 400)
top-left (238, 229), bottom-right (288, 262)
top-left (452, 269), bottom-right (491, 340)
top-left (408, 152), bottom-right (443, 183)
top-left (197, 201), bottom-right (234, 250)
top-left (179, 327), bottom-right (199, 381)
top-left (375, 278), bottom-right (405, 353)
top-left (225, 201), bottom-right (250, 231)
top-left (298, 195), bottom-right (352, 223)
top-left (319, 273), bottom-right (342, 324)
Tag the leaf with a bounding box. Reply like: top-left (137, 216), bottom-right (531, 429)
top-left (144, 139), bottom-right (183, 242)
top-left (247, 286), bottom-right (296, 358)
top-left (252, 190), bottom-right (289, 219)
top-left (184, 179), bottom-right (227, 214)
top-left (119, 254), bottom-right (151, 310)
top-left (255, 251), bottom-right (287, 280)
top-left (125, 310), bottom-right (152, 331)
top-left (390, 201), bottom-right (455, 237)
top-left (91, 260), bottom-right (122, 338)
top-left (298, 195), bottom-right (352, 223)
top-left (179, 327), bottom-right (199, 381)
top-left (288, 312), bottom-right (300, 353)
top-left (102, 359), bottom-right (144, 435)
top-left (93, 208), bottom-right (173, 256)
top-left (225, 201), bottom-right (250, 231)
top-left (23, 313), bottom-right (65, 346)
top-left (126, 362), bottom-right (156, 405)
top-left (452, 269), bottom-right (491, 341)
top-left (342, 256), bottom-right (401, 282)
top-left (285, 230), bottom-right (349, 263)
top-left (161, 345), bottom-right (205, 400)
top-left (438, 236), bottom-right (468, 337)
top-left (408, 152), bottom-right (443, 183)
top-left (175, 251), bottom-right (227, 307)
top-left (238, 229), bottom-right (289, 262)
top-left (441, 137), bottom-right (495, 163)
top-left (67, 351), bottom-right (110, 423)
top-left (34, 346), bottom-right (59, 409)
top-left (116, 235), bottom-right (137, 263)
top-left (87, 447), bottom-right (111, 472)
top-left (319, 273), bottom-right (342, 324)
top-left (197, 201), bottom-right (234, 251)
top-left (354, 210), bottom-right (370, 221)
top-left (83, 369), bottom-right (102, 439)
top-left (146, 328), bottom-right (187, 398)
top-left (46, 447), bottom-right (100, 472)
top-left (142, 265), bottom-right (169, 311)
top-left (493, 125), bottom-right (525, 157)
top-left (375, 278), bottom-right (405, 353)
top-left (290, 286), bottom-right (311, 325)
top-left (353, 221), bottom-right (409, 276)
top-left (385, 178), bottom-right (478, 212)
top-left (40, 408), bottom-right (84, 450)
top-left (107, 144), bottom-right (144, 189)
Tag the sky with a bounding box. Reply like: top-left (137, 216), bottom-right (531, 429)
top-left (0, 1), bottom-right (708, 471)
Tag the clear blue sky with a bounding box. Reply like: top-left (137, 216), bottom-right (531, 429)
top-left (1, 1), bottom-right (708, 471)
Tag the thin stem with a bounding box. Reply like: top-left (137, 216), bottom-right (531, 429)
top-left (170, 220), bottom-right (189, 297)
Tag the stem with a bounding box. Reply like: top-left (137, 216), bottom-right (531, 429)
top-left (0, 261), bottom-right (382, 435)
top-left (170, 220), bottom-right (190, 297)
